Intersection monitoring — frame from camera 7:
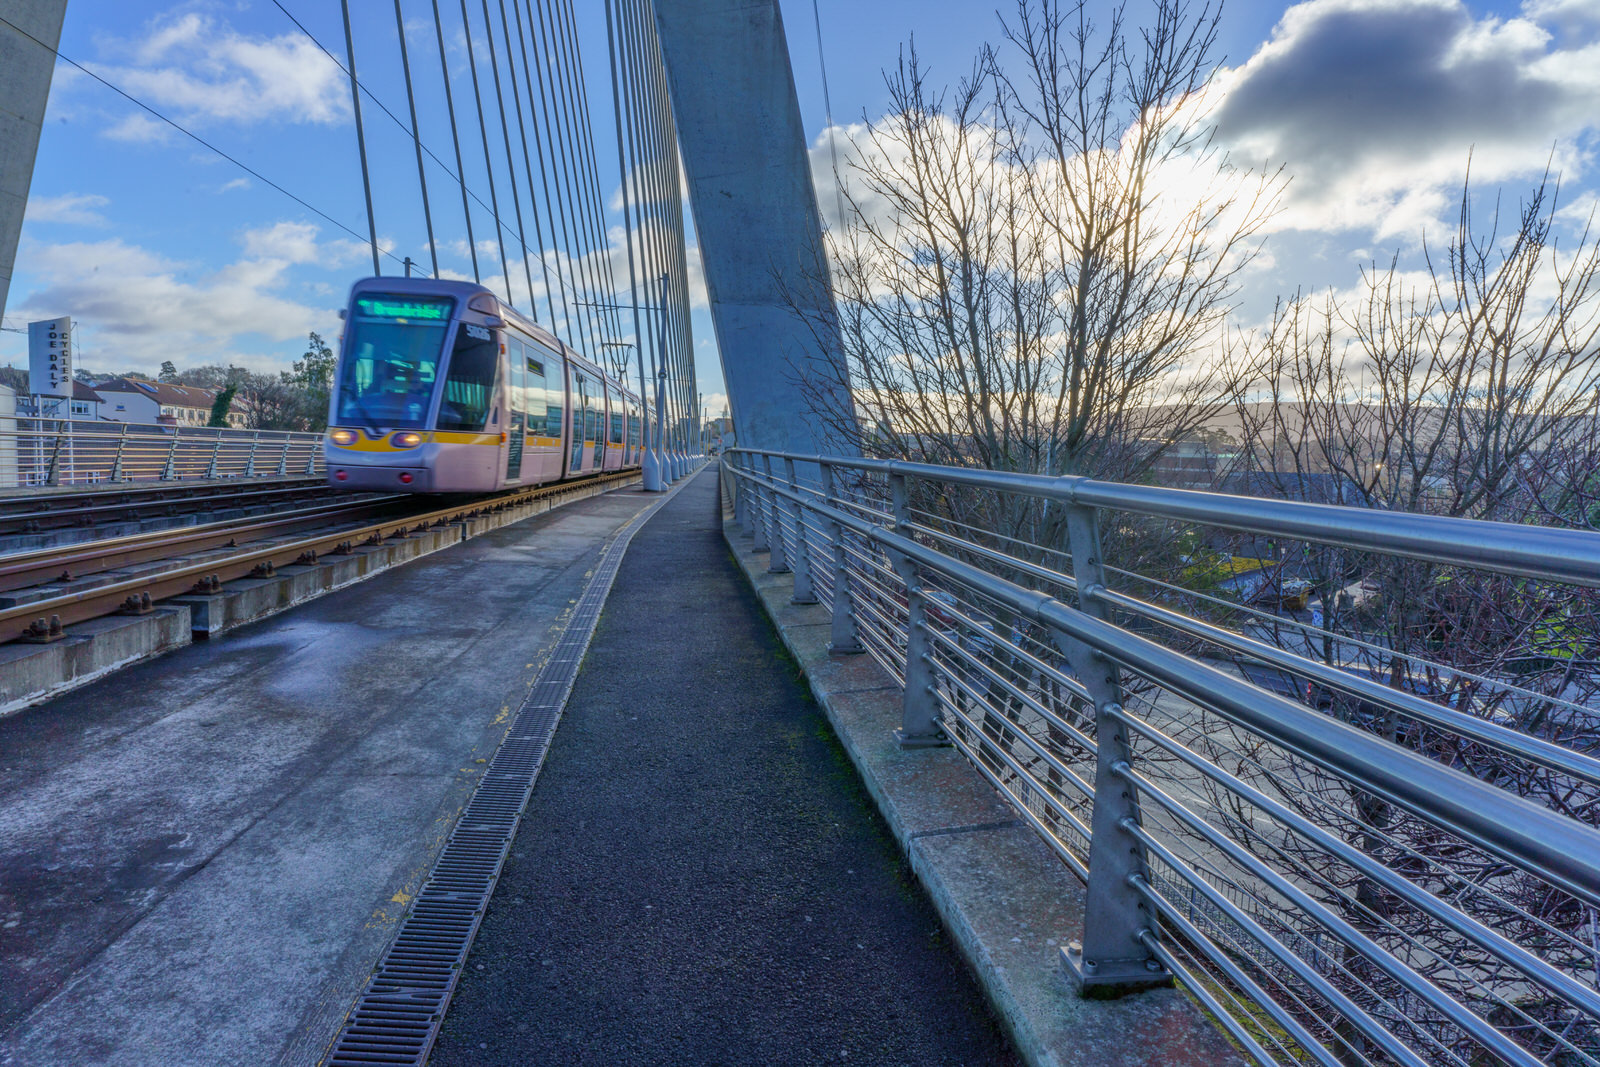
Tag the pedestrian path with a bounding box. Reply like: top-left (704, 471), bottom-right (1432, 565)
top-left (430, 468), bottom-right (1019, 1066)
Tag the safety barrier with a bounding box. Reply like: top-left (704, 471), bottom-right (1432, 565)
top-left (0, 420), bottom-right (323, 490)
top-left (722, 448), bottom-right (1600, 1067)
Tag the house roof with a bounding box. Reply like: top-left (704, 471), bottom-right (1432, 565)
top-left (95, 378), bottom-right (219, 408)
top-left (19, 376), bottom-right (105, 402)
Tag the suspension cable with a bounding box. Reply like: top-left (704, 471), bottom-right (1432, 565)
top-left (430, 0), bottom-right (481, 282)
top-left (339, 0), bottom-right (382, 275)
top-left (459, 0), bottom-right (514, 305)
top-left (393, 0), bottom-right (439, 277)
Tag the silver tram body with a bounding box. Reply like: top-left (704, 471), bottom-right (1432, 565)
top-left (325, 278), bottom-right (643, 493)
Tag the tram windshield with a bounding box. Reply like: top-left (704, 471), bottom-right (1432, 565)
top-left (337, 294), bottom-right (454, 429)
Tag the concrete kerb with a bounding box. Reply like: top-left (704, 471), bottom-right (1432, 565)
top-left (0, 475), bottom-right (640, 717)
top-left (720, 510), bottom-right (1244, 1067)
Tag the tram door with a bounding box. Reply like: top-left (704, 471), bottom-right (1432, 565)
top-left (506, 339), bottom-right (527, 482)
top-left (568, 369), bottom-right (588, 476)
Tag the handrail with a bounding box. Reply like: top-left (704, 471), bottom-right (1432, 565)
top-left (734, 449), bottom-right (1600, 588)
top-left (721, 447), bottom-right (1600, 1067)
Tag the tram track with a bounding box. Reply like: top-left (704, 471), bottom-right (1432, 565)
top-left (0, 471), bottom-right (639, 646)
top-left (0, 476), bottom-right (338, 537)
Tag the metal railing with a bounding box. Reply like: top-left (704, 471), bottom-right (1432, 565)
top-left (0, 419), bottom-right (323, 490)
top-left (722, 448), bottom-right (1600, 1067)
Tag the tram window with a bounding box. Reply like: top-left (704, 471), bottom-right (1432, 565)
top-left (608, 387), bottom-right (624, 444)
top-left (507, 339), bottom-right (525, 417)
top-left (337, 293), bottom-right (452, 428)
top-left (524, 354), bottom-right (545, 436)
top-left (628, 398), bottom-right (641, 448)
top-left (530, 348), bottom-right (563, 437)
top-left (437, 323), bottom-right (498, 431)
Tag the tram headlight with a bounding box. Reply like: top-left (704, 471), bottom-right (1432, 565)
top-left (392, 431), bottom-right (423, 448)
top-left (328, 429), bottom-right (357, 446)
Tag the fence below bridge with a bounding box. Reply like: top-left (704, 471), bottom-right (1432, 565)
top-left (0, 419), bottom-right (323, 490)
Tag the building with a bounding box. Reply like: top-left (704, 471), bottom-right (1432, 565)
top-left (14, 377), bottom-right (103, 421)
top-left (92, 378), bottom-right (245, 428)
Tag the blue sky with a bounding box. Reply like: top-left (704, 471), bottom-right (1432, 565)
top-left (5, 0), bottom-right (1600, 422)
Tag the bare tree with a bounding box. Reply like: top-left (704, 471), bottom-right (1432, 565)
top-left (1187, 171), bottom-right (1600, 1063)
top-left (807, 0), bottom-right (1279, 494)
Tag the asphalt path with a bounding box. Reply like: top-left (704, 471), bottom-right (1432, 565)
top-left (431, 468), bottom-right (1019, 1066)
top-left (0, 485), bottom-right (660, 1066)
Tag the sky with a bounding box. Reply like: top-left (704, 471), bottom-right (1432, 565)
top-left (5, 0), bottom-right (1600, 423)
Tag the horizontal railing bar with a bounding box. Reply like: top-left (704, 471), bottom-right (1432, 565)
top-left (1105, 703), bottom-right (1600, 1021)
top-left (1093, 585), bottom-right (1600, 788)
top-left (1133, 883), bottom-right (1369, 1067)
top-left (731, 449), bottom-right (1600, 588)
top-left (1118, 766), bottom-right (1551, 1064)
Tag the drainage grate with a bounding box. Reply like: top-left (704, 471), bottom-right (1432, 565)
top-left (324, 479), bottom-right (689, 1066)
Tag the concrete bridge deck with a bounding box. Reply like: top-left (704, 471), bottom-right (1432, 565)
top-left (0, 469), bottom-right (1024, 1065)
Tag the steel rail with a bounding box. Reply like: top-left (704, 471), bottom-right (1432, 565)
top-left (0, 477), bottom-right (330, 527)
top-left (0, 495), bottom-right (410, 592)
top-left (728, 460), bottom-right (1600, 910)
top-left (738, 450), bottom-right (1600, 589)
top-left (1, 473), bottom-right (636, 642)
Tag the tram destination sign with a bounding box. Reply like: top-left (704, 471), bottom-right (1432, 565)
top-left (27, 317), bottom-right (73, 399)
top-left (354, 296), bottom-right (452, 322)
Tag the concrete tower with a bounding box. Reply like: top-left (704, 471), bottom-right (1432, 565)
top-left (0, 1), bottom-right (69, 327)
top-left (651, 0), bottom-right (858, 457)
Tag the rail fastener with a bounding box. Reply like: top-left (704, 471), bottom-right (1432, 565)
top-left (118, 593), bottom-right (154, 616)
top-left (19, 616), bottom-right (64, 643)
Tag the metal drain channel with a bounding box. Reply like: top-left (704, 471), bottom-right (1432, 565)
top-left (324, 477), bottom-right (690, 1066)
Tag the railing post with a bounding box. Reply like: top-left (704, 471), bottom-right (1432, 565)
top-left (109, 423), bottom-right (129, 482)
top-left (43, 422), bottom-right (66, 487)
top-left (891, 556), bottom-right (944, 748)
top-left (205, 430), bottom-right (223, 479)
top-left (732, 455), bottom-right (750, 529)
top-left (161, 430), bottom-right (179, 481)
top-left (820, 462), bottom-right (863, 655)
top-left (762, 455), bottom-right (789, 574)
top-left (276, 436), bottom-right (290, 477)
top-left (245, 431), bottom-right (260, 478)
top-left (304, 438), bottom-right (318, 475)
top-left (784, 456), bottom-right (816, 604)
top-left (1056, 500), bottom-right (1168, 994)
top-left (750, 455), bottom-right (770, 552)
top-left (886, 472), bottom-right (944, 748)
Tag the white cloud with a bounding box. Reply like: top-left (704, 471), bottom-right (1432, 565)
top-left (102, 113), bottom-right (173, 144)
top-left (1212, 0), bottom-right (1600, 240)
top-left (87, 12), bottom-right (350, 134)
top-left (25, 194), bottom-right (111, 227)
top-left (3, 228), bottom-right (345, 370)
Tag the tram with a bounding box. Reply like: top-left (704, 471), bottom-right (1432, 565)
top-left (324, 277), bottom-right (643, 493)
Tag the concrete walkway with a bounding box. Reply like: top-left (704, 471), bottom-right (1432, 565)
top-left (432, 469), bottom-right (1019, 1065)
